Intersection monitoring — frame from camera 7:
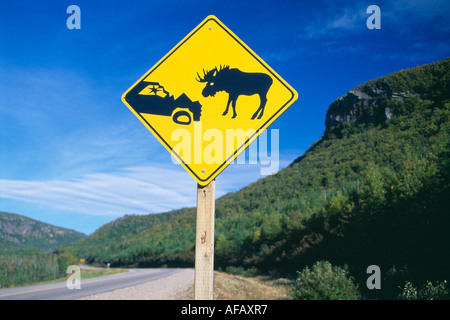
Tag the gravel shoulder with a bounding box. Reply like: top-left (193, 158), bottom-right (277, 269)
top-left (78, 268), bottom-right (194, 300)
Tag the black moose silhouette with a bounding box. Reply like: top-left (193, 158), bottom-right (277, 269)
top-left (196, 66), bottom-right (273, 120)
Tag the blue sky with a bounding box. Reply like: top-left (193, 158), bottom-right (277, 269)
top-left (1, 0), bottom-right (449, 235)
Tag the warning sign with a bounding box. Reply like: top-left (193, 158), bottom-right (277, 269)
top-left (122, 15), bottom-right (298, 186)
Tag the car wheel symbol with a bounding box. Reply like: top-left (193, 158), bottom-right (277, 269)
top-left (172, 110), bottom-right (192, 125)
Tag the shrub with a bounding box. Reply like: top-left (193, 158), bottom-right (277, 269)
top-left (399, 280), bottom-right (448, 300)
top-left (291, 260), bottom-right (359, 300)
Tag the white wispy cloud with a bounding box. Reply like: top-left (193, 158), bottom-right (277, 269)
top-left (0, 148), bottom-right (299, 219)
top-left (0, 166), bottom-right (197, 217)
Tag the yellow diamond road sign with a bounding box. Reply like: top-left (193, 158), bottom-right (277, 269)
top-left (122, 15), bottom-right (298, 186)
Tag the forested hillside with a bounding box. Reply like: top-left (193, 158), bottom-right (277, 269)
top-left (0, 211), bottom-right (85, 251)
top-left (0, 212), bottom-right (85, 288)
top-left (70, 58), bottom-right (449, 299)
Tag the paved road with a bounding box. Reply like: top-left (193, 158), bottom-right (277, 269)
top-left (0, 268), bottom-right (183, 300)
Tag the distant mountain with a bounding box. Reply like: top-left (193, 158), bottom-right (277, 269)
top-left (0, 211), bottom-right (86, 251)
top-left (70, 58), bottom-right (449, 298)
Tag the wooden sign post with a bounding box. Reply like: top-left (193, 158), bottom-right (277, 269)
top-left (194, 180), bottom-right (215, 300)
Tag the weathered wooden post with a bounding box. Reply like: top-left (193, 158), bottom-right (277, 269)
top-left (194, 180), bottom-right (215, 300)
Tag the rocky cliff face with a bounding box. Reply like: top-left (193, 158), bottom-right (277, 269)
top-left (325, 79), bottom-right (419, 129)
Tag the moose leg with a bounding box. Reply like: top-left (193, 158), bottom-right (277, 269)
top-left (257, 95), bottom-right (268, 119)
top-left (222, 96), bottom-right (232, 116)
top-left (251, 94), bottom-right (268, 120)
top-left (231, 97), bottom-right (238, 119)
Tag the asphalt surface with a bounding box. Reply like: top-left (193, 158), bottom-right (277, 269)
top-left (0, 268), bottom-right (183, 300)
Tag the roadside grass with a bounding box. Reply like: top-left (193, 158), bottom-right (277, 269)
top-left (176, 271), bottom-right (292, 300)
top-left (78, 267), bottom-right (128, 280)
top-left (214, 271), bottom-right (291, 300)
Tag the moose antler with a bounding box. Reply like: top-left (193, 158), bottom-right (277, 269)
top-left (196, 68), bottom-right (217, 82)
top-left (196, 69), bottom-right (207, 82)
